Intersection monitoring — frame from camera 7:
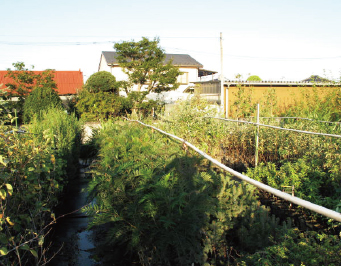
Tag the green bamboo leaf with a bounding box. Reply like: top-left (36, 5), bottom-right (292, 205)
top-left (0, 190), bottom-right (6, 200)
top-left (20, 244), bottom-right (30, 251)
top-left (0, 234), bottom-right (7, 245)
top-left (0, 155), bottom-right (7, 167)
top-left (38, 235), bottom-right (44, 247)
top-left (0, 247), bottom-right (8, 256)
top-left (30, 249), bottom-right (38, 258)
top-left (5, 184), bottom-right (13, 196)
top-left (5, 217), bottom-right (14, 226)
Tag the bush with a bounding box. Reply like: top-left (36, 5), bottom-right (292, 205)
top-left (0, 87), bottom-right (12, 125)
top-left (0, 108), bottom-right (82, 265)
top-left (237, 229), bottom-right (341, 265)
top-left (247, 75), bottom-right (262, 82)
top-left (126, 92), bottom-right (165, 118)
top-left (75, 88), bottom-right (122, 121)
top-left (85, 71), bottom-right (118, 94)
top-left (75, 88), bottom-right (165, 121)
top-left (83, 121), bottom-right (257, 265)
top-left (23, 86), bottom-right (63, 123)
top-left (29, 107), bottom-right (83, 176)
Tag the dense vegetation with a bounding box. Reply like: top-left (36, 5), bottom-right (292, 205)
top-left (83, 121), bottom-right (284, 265)
top-left (23, 86), bottom-right (63, 123)
top-left (1, 59), bottom-right (341, 265)
top-left (84, 119), bottom-right (341, 265)
top-left (3, 62), bottom-right (58, 118)
top-left (82, 86), bottom-right (341, 265)
top-left (159, 91), bottom-right (341, 217)
top-left (75, 87), bottom-right (163, 121)
top-left (0, 107), bottom-right (82, 265)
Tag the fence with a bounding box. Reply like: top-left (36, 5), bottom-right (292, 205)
top-left (206, 103), bottom-right (341, 167)
top-left (125, 118), bottom-right (341, 222)
top-left (258, 117), bottom-right (341, 125)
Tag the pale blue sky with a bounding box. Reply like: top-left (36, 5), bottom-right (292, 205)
top-left (1, 0), bottom-right (341, 81)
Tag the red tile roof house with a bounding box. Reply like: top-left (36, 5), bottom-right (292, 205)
top-left (0, 70), bottom-right (84, 102)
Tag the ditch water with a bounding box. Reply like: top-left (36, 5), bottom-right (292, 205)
top-left (48, 159), bottom-right (96, 266)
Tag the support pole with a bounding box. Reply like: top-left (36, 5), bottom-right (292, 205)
top-left (255, 103), bottom-right (260, 166)
top-left (220, 32), bottom-right (226, 117)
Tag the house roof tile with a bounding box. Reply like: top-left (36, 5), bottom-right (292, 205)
top-left (102, 52), bottom-right (203, 68)
top-left (0, 70), bottom-right (83, 95)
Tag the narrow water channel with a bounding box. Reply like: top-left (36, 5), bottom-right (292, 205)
top-left (48, 159), bottom-right (96, 266)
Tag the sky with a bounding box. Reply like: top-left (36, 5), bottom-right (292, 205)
top-left (1, 0), bottom-right (341, 82)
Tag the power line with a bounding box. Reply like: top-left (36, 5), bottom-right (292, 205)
top-left (226, 54), bottom-right (341, 61)
top-left (1, 39), bottom-right (341, 61)
top-left (0, 41), bottom-right (116, 46)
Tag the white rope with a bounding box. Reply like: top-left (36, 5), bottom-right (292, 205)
top-left (126, 118), bottom-right (341, 222)
top-left (205, 117), bottom-right (341, 139)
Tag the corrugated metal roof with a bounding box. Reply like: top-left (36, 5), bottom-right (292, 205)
top-left (102, 51), bottom-right (203, 68)
top-left (195, 79), bottom-right (341, 87)
top-left (0, 70), bottom-right (83, 95)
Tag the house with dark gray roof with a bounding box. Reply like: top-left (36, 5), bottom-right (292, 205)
top-left (98, 51), bottom-right (217, 103)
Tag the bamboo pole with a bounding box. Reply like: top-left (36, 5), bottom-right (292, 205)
top-left (255, 104), bottom-right (260, 166)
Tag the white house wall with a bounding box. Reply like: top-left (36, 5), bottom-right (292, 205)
top-left (179, 67), bottom-right (198, 83)
top-left (98, 54), bottom-right (108, 72)
top-left (111, 67), bottom-right (129, 81)
top-left (98, 61), bottom-right (200, 103)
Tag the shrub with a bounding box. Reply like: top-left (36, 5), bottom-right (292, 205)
top-left (23, 86), bottom-right (63, 123)
top-left (29, 107), bottom-right (83, 176)
top-left (75, 88), bottom-right (122, 121)
top-left (83, 121), bottom-right (257, 265)
top-left (247, 75), bottom-right (262, 82)
top-left (85, 71), bottom-right (118, 94)
top-left (0, 87), bottom-right (12, 125)
top-left (237, 229), bottom-right (341, 265)
top-left (0, 108), bottom-right (81, 265)
top-left (235, 205), bottom-right (292, 254)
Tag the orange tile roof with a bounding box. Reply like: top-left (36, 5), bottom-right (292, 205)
top-left (0, 70), bottom-right (83, 95)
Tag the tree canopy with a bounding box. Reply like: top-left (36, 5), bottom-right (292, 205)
top-left (114, 37), bottom-right (181, 97)
top-left (4, 62), bottom-right (57, 111)
top-left (302, 75), bottom-right (331, 83)
top-left (247, 75), bottom-right (262, 82)
top-left (85, 71), bottom-right (118, 94)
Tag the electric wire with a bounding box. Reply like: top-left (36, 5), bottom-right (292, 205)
top-left (1, 36), bottom-right (341, 61)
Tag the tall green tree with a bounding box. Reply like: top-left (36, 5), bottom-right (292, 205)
top-left (114, 37), bottom-right (181, 99)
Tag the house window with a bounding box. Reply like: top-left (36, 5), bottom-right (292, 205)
top-left (178, 72), bottom-right (189, 84)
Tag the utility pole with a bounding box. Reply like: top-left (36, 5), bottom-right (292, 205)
top-left (220, 32), bottom-right (226, 117)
